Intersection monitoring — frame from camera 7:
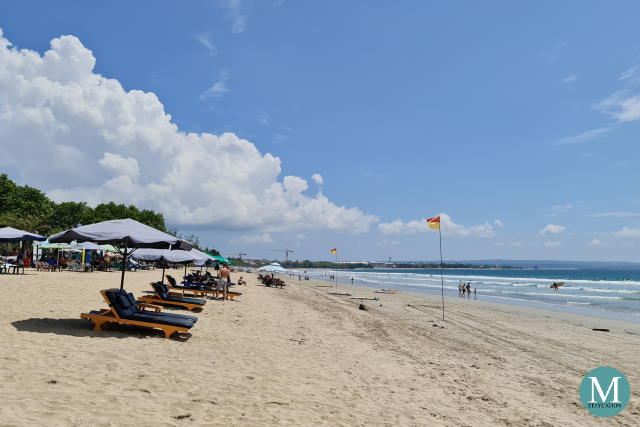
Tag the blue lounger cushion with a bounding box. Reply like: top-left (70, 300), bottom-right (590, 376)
top-left (162, 295), bottom-right (207, 305)
top-left (127, 293), bottom-right (198, 323)
top-left (151, 282), bottom-right (206, 306)
top-left (126, 312), bottom-right (195, 328)
top-left (174, 283), bottom-right (209, 291)
top-left (105, 289), bottom-right (198, 325)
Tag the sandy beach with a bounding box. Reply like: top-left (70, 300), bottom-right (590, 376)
top-left (1, 268), bottom-right (639, 426)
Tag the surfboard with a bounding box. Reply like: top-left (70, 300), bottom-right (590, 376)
top-left (549, 282), bottom-right (565, 289)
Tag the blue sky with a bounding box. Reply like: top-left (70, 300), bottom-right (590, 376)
top-left (1, 1), bottom-right (640, 261)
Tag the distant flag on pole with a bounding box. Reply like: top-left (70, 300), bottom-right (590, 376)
top-left (329, 248), bottom-right (337, 254)
top-left (427, 214), bottom-right (445, 321)
top-left (426, 216), bottom-right (441, 230)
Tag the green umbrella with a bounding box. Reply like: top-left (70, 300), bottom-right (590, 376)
top-left (100, 244), bottom-right (120, 253)
top-left (214, 255), bottom-right (229, 264)
top-left (205, 253), bottom-right (231, 264)
top-left (39, 242), bottom-right (72, 249)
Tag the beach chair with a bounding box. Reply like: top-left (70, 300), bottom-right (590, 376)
top-left (67, 260), bottom-right (80, 272)
top-left (81, 289), bottom-right (198, 338)
top-left (182, 276), bottom-right (242, 301)
top-left (139, 282), bottom-right (206, 311)
top-left (258, 275), bottom-right (286, 288)
top-left (47, 260), bottom-right (62, 272)
top-left (217, 281), bottom-right (242, 301)
top-left (165, 276), bottom-right (220, 298)
top-left (12, 261), bottom-right (25, 274)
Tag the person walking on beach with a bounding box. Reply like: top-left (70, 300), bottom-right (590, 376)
top-left (461, 284), bottom-right (466, 298)
top-left (466, 283), bottom-right (471, 299)
top-left (219, 263), bottom-right (230, 300)
top-left (474, 287), bottom-right (477, 300)
top-left (458, 283), bottom-right (462, 298)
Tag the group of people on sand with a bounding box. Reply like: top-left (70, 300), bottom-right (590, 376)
top-left (458, 282), bottom-right (476, 300)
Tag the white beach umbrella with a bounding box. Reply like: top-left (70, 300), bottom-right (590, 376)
top-left (50, 218), bottom-right (192, 289)
top-left (132, 248), bottom-right (197, 283)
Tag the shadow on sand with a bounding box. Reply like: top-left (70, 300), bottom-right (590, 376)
top-left (11, 318), bottom-right (191, 341)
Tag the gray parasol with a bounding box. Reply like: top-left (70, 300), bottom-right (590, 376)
top-left (49, 218), bottom-right (192, 289)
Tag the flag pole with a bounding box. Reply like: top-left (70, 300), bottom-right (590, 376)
top-left (438, 224), bottom-right (445, 321)
top-left (335, 251), bottom-right (338, 289)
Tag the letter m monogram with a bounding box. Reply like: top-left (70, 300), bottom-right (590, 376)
top-left (589, 376), bottom-right (621, 403)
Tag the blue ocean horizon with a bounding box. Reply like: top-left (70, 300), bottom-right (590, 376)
top-left (304, 268), bottom-right (640, 322)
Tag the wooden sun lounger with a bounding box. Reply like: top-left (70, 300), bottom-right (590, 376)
top-left (138, 295), bottom-right (204, 311)
top-left (166, 276), bottom-right (241, 301)
top-left (81, 289), bottom-right (193, 338)
top-left (139, 282), bottom-right (206, 311)
top-left (167, 282), bottom-right (220, 299)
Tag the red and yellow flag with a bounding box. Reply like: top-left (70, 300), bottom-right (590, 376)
top-left (329, 248), bottom-right (337, 254)
top-left (426, 216), bottom-right (440, 230)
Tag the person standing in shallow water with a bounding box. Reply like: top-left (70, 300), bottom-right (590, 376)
top-left (466, 283), bottom-right (471, 299)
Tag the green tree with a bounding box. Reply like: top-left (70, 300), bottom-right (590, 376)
top-left (48, 201), bottom-right (93, 232)
top-left (0, 212), bottom-right (52, 234)
top-left (0, 173), bottom-right (170, 236)
top-left (138, 209), bottom-right (166, 231)
top-left (4, 184), bottom-right (53, 218)
top-left (0, 174), bottom-right (17, 214)
top-left (203, 247), bottom-right (220, 256)
top-left (92, 202), bottom-right (131, 222)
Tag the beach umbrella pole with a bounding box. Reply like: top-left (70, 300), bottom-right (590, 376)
top-left (120, 245), bottom-right (128, 290)
top-left (161, 262), bottom-right (166, 284)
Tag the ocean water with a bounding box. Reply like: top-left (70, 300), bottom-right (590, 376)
top-left (303, 269), bottom-right (640, 321)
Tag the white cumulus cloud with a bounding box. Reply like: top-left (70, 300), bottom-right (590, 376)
top-left (611, 227), bottom-right (640, 238)
top-left (99, 152), bottom-right (140, 178)
top-left (544, 241), bottom-right (562, 247)
top-left (311, 173), bottom-right (323, 185)
top-left (378, 213), bottom-right (495, 238)
top-left (0, 30), bottom-right (377, 234)
top-left (540, 224), bottom-right (566, 235)
top-left (588, 238), bottom-right (603, 247)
